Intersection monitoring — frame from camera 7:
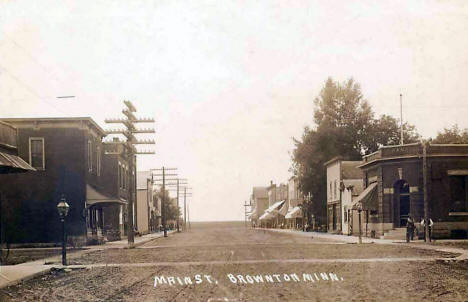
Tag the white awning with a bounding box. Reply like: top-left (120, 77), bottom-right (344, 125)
top-left (276, 202), bottom-right (289, 216)
top-left (265, 200), bottom-right (285, 213)
top-left (259, 211), bottom-right (276, 221)
top-left (285, 206), bottom-right (302, 219)
top-left (86, 185), bottom-right (127, 207)
top-left (249, 208), bottom-right (258, 219)
top-left (350, 182), bottom-right (378, 211)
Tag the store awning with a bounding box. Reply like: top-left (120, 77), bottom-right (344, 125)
top-left (0, 152), bottom-right (35, 174)
top-left (259, 211), bottom-right (276, 221)
top-left (285, 206), bottom-right (302, 219)
top-left (276, 202), bottom-right (289, 216)
top-left (249, 208), bottom-right (258, 220)
top-left (265, 200), bottom-right (285, 213)
top-left (351, 182), bottom-right (378, 211)
top-left (86, 185), bottom-right (127, 208)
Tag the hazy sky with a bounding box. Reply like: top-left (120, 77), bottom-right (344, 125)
top-left (1, 0), bottom-right (467, 221)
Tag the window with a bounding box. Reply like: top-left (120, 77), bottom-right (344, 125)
top-left (29, 138), bottom-right (45, 170)
top-left (334, 180), bottom-right (337, 200)
top-left (88, 140), bottom-right (92, 172)
top-left (118, 162), bottom-right (122, 188)
top-left (96, 146), bottom-right (101, 176)
top-left (329, 182), bottom-right (332, 200)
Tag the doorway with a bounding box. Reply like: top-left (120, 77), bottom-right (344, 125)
top-left (394, 180), bottom-right (410, 227)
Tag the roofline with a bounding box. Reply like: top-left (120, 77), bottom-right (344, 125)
top-left (324, 156), bottom-right (343, 167)
top-left (1, 117), bottom-right (106, 136)
top-left (359, 153), bottom-right (468, 169)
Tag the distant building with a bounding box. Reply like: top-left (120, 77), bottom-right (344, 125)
top-left (249, 187), bottom-right (268, 226)
top-left (0, 117), bottom-right (128, 244)
top-left (260, 181), bottom-right (288, 228)
top-left (285, 176), bottom-right (303, 229)
top-left (324, 157), bottom-right (362, 234)
top-left (356, 143), bottom-right (468, 238)
top-left (136, 171), bottom-right (160, 234)
top-left (341, 179), bottom-right (363, 235)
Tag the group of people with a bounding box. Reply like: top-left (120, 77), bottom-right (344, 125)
top-left (406, 214), bottom-right (434, 242)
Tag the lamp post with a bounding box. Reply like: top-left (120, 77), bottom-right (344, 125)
top-left (57, 196), bottom-right (70, 266)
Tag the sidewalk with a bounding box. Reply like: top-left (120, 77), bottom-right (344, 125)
top-left (258, 228), bottom-right (468, 260)
top-left (0, 230), bottom-right (176, 290)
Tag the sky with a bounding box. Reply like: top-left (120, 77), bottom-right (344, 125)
top-left (1, 0), bottom-right (467, 221)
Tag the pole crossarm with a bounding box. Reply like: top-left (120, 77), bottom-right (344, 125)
top-left (104, 100), bottom-right (156, 247)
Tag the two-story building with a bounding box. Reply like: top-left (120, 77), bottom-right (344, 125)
top-left (249, 187), bottom-right (268, 227)
top-left (0, 117), bottom-right (129, 244)
top-left (0, 121), bottom-right (35, 250)
top-left (325, 157), bottom-right (362, 234)
top-left (285, 176), bottom-right (303, 229)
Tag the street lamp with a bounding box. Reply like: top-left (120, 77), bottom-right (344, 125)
top-left (57, 195), bottom-right (70, 266)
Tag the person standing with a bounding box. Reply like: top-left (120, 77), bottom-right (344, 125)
top-left (421, 218), bottom-right (434, 241)
top-left (406, 214), bottom-right (415, 242)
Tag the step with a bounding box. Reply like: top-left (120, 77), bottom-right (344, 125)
top-left (382, 228), bottom-right (407, 240)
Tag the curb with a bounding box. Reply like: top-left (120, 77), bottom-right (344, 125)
top-left (0, 230), bottom-right (177, 290)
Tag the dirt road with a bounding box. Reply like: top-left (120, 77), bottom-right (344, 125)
top-left (1, 221), bottom-right (467, 301)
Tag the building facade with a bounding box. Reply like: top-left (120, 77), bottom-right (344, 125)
top-left (285, 176), bottom-right (303, 229)
top-left (0, 118), bottom-right (128, 244)
top-left (325, 157), bottom-right (362, 234)
top-left (249, 187), bottom-right (268, 227)
top-left (357, 143), bottom-right (468, 238)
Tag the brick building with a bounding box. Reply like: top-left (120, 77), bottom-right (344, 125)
top-left (0, 118), bottom-right (130, 244)
top-left (354, 143), bottom-right (468, 238)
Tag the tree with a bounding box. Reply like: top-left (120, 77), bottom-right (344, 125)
top-left (432, 125), bottom-right (468, 144)
top-left (291, 78), bottom-right (419, 227)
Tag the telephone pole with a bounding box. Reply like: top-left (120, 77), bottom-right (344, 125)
top-left (244, 200), bottom-right (250, 228)
top-left (422, 140), bottom-right (430, 242)
top-left (165, 178), bottom-right (188, 233)
top-left (151, 167), bottom-right (178, 237)
top-left (105, 100), bottom-right (155, 247)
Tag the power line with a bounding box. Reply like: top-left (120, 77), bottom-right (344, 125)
top-left (0, 64), bottom-right (70, 116)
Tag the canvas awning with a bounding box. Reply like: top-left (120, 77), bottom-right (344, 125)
top-left (86, 184), bottom-right (127, 207)
top-left (351, 182), bottom-right (378, 211)
top-left (249, 208), bottom-right (258, 220)
top-left (265, 200), bottom-right (285, 213)
top-left (285, 206), bottom-right (302, 219)
top-left (0, 151), bottom-right (35, 174)
top-left (259, 211), bottom-right (276, 221)
top-left (276, 202), bottom-right (289, 216)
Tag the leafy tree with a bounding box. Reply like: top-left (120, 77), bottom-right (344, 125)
top-left (432, 125), bottom-right (468, 144)
top-left (291, 78), bottom-right (419, 227)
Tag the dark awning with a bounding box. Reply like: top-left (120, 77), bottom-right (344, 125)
top-left (351, 182), bottom-right (378, 211)
top-left (86, 185), bottom-right (127, 208)
top-left (0, 151), bottom-right (35, 174)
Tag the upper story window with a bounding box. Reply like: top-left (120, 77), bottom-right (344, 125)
top-left (29, 137), bottom-right (45, 170)
top-left (88, 140), bottom-right (92, 172)
top-left (333, 180), bottom-right (337, 200)
top-left (96, 146), bottom-right (101, 176)
top-left (118, 162), bottom-right (122, 188)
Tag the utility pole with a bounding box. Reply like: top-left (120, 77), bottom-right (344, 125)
top-left (400, 93), bottom-right (404, 145)
top-left (244, 200), bottom-right (249, 227)
top-left (165, 179), bottom-right (188, 233)
top-left (105, 100), bottom-right (155, 247)
top-left (151, 167), bottom-right (178, 237)
top-left (184, 187), bottom-right (187, 230)
top-left (422, 140), bottom-right (430, 242)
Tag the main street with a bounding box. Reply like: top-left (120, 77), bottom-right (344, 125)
top-left (1, 222), bottom-right (467, 301)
